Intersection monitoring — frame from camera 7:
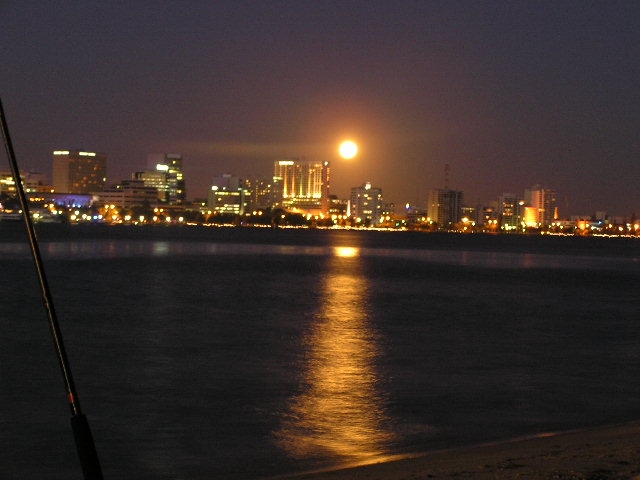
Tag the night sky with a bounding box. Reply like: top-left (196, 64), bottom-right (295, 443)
top-left (2, 1), bottom-right (639, 216)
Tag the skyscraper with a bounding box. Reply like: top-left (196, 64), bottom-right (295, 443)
top-left (208, 174), bottom-right (246, 215)
top-left (132, 170), bottom-right (169, 203)
top-left (350, 181), bottom-right (383, 226)
top-left (428, 189), bottom-right (464, 228)
top-left (52, 149), bottom-right (107, 193)
top-left (273, 159), bottom-right (330, 213)
top-left (146, 153), bottom-right (185, 205)
top-left (497, 192), bottom-right (524, 230)
top-left (243, 176), bottom-right (278, 210)
top-left (524, 184), bottom-right (557, 227)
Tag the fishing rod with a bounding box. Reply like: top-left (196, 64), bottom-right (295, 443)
top-left (0, 98), bottom-right (104, 480)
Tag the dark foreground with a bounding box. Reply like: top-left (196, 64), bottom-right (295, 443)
top-left (283, 421), bottom-right (640, 480)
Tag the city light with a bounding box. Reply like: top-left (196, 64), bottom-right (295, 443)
top-left (2, 147), bottom-right (633, 234)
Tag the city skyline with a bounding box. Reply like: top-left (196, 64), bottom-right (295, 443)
top-left (0, 142), bottom-right (632, 223)
top-left (2, 2), bottom-right (639, 217)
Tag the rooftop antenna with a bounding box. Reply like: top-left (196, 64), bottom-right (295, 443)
top-left (0, 98), bottom-right (104, 480)
top-left (444, 163), bottom-right (450, 190)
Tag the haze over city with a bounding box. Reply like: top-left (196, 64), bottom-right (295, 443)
top-left (2, 1), bottom-right (639, 217)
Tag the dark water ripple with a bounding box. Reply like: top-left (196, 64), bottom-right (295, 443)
top-left (1, 224), bottom-right (638, 479)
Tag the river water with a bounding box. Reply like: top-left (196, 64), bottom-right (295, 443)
top-left (1, 224), bottom-right (638, 479)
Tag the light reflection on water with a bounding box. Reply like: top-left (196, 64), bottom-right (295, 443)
top-left (275, 247), bottom-right (395, 464)
top-left (2, 230), bottom-right (639, 479)
top-left (1, 240), bottom-right (635, 271)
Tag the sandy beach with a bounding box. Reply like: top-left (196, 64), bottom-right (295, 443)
top-left (282, 422), bottom-right (640, 480)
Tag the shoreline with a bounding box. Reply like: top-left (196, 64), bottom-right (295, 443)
top-left (280, 421), bottom-right (640, 480)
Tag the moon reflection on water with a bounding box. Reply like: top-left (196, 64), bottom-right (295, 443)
top-left (275, 246), bottom-right (395, 465)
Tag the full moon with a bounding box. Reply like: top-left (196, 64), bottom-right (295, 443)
top-left (339, 140), bottom-right (358, 159)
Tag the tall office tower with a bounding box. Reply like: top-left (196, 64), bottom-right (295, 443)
top-left (52, 149), bottom-right (107, 193)
top-left (427, 188), bottom-right (464, 228)
top-left (147, 153), bottom-right (185, 204)
top-left (524, 184), bottom-right (557, 227)
top-left (244, 176), bottom-right (277, 210)
top-left (208, 174), bottom-right (246, 215)
top-left (350, 181), bottom-right (383, 226)
top-left (497, 192), bottom-right (524, 230)
top-left (273, 159), bottom-right (330, 213)
top-left (132, 170), bottom-right (169, 203)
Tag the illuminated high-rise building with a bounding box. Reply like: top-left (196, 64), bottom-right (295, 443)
top-left (146, 153), bottom-right (185, 204)
top-left (350, 181), bottom-right (383, 226)
top-left (428, 188), bottom-right (464, 228)
top-left (524, 184), bottom-right (557, 227)
top-left (52, 149), bottom-right (107, 193)
top-left (244, 176), bottom-right (278, 210)
top-left (273, 159), bottom-right (330, 213)
top-left (208, 174), bottom-right (246, 215)
top-left (497, 192), bottom-right (525, 230)
top-left (132, 170), bottom-right (169, 203)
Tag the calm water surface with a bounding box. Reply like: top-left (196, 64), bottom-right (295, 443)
top-left (1, 224), bottom-right (638, 479)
